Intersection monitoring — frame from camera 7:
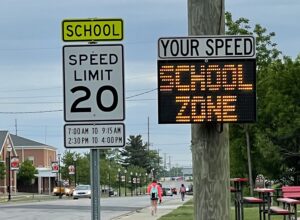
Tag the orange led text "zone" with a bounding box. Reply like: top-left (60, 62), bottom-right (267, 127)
top-left (176, 95), bottom-right (237, 122)
top-left (159, 64), bottom-right (253, 92)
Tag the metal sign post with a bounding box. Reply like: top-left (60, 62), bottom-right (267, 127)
top-left (62, 17), bottom-right (125, 220)
top-left (91, 149), bottom-right (101, 220)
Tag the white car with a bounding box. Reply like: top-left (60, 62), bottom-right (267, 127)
top-left (163, 187), bottom-right (173, 196)
top-left (73, 185), bottom-right (91, 199)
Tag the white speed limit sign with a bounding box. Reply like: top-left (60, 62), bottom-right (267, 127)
top-left (63, 44), bottom-right (124, 122)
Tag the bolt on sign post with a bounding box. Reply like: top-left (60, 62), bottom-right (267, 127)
top-left (62, 18), bottom-right (125, 220)
top-left (157, 1), bottom-right (256, 219)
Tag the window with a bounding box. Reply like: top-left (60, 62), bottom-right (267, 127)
top-left (27, 156), bottom-right (34, 164)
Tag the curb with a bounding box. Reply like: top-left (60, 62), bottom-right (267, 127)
top-left (111, 208), bottom-right (144, 220)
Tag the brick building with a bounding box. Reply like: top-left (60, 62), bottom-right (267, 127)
top-left (0, 131), bottom-right (17, 194)
top-left (0, 131), bottom-right (58, 194)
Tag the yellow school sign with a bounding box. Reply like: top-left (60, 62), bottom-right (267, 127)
top-left (62, 18), bottom-right (123, 42)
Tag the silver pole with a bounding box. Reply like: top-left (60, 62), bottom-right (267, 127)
top-left (90, 149), bottom-right (101, 220)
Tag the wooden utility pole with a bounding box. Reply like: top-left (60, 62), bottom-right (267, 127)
top-left (147, 116), bottom-right (150, 150)
top-left (188, 0), bottom-right (230, 219)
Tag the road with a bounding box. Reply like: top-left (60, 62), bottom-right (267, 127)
top-left (0, 180), bottom-right (191, 220)
top-left (0, 195), bottom-right (176, 220)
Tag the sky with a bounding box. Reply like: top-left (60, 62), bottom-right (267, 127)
top-left (0, 0), bottom-right (299, 168)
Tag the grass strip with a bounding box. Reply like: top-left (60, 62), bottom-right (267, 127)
top-left (159, 200), bottom-right (287, 220)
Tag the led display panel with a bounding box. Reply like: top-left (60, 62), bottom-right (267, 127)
top-left (157, 59), bottom-right (256, 123)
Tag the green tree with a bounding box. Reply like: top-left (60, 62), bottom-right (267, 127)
top-left (75, 152), bottom-right (90, 184)
top-left (147, 149), bottom-right (163, 178)
top-left (226, 11), bottom-right (281, 182)
top-left (120, 135), bottom-right (149, 169)
top-left (99, 157), bottom-right (110, 187)
top-left (62, 151), bottom-right (91, 185)
top-left (119, 135), bottom-right (162, 179)
top-left (17, 160), bottom-right (37, 185)
top-left (226, 12), bottom-right (300, 185)
top-left (99, 155), bottom-right (120, 188)
top-left (225, 12), bottom-right (281, 68)
top-left (124, 165), bottom-right (147, 191)
top-left (256, 56), bottom-right (300, 184)
top-left (61, 150), bottom-right (80, 186)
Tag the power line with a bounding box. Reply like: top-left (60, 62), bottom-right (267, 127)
top-left (0, 95), bottom-right (61, 99)
top-left (126, 98), bottom-right (156, 101)
top-left (0, 86), bottom-right (61, 92)
top-left (0, 40), bottom-right (155, 52)
top-left (0, 110), bottom-right (62, 114)
top-left (126, 88), bottom-right (157, 99)
top-left (0, 101), bottom-right (62, 104)
top-left (0, 88), bottom-right (154, 95)
top-left (0, 88), bottom-right (157, 114)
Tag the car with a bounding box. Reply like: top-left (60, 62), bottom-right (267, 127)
top-left (186, 184), bottom-right (193, 195)
top-left (162, 187), bottom-right (173, 196)
top-left (109, 189), bottom-right (117, 197)
top-left (65, 187), bottom-right (75, 196)
top-left (53, 186), bottom-right (65, 196)
top-left (53, 180), bottom-right (67, 196)
top-left (73, 185), bottom-right (91, 199)
top-left (171, 187), bottom-right (177, 195)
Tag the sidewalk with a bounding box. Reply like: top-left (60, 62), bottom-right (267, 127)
top-left (113, 197), bottom-right (188, 220)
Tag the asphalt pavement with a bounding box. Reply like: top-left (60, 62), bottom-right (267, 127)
top-left (113, 195), bottom-right (191, 220)
top-left (0, 190), bottom-right (191, 220)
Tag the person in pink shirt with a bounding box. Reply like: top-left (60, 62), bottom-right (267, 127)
top-left (147, 180), bottom-right (163, 216)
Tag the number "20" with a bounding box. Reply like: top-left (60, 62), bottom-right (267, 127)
top-left (70, 85), bottom-right (118, 113)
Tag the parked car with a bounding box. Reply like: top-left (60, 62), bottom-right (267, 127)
top-left (65, 187), bottom-right (75, 196)
top-left (53, 180), bottom-right (66, 196)
top-left (171, 187), bottom-right (177, 195)
top-left (162, 187), bottom-right (173, 196)
top-left (73, 185), bottom-right (91, 199)
top-left (186, 184), bottom-right (193, 195)
top-left (53, 186), bottom-right (65, 196)
top-left (109, 188), bottom-right (117, 196)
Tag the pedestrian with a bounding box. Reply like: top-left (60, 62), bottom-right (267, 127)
top-left (180, 184), bottom-right (186, 201)
top-left (158, 182), bottom-right (163, 204)
top-left (147, 180), bottom-right (162, 216)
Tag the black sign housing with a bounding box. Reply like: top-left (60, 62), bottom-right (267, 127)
top-left (157, 59), bottom-right (256, 123)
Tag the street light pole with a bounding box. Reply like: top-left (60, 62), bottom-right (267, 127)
top-left (151, 168), bottom-right (154, 181)
top-left (108, 166), bottom-right (111, 197)
top-left (118, 168), bottom-right (121, 197)
top-left (124, 170), bottom-right (127, 197)
top-left (135, 172), bottom-right (138, 196)
top-left (6, 145), bottom-right (12, 201)
top-left (130, 172), bottom-right (133, 197)
top-left (73, 154), bottom-right (77, 187)
top-left (145, 173), bottom-right (148, 194)
top-left (139, 173), bottom-right (142, 195)
top-left (58, 153), bottom-right (62, 199)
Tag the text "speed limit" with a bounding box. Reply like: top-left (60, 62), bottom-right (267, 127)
top-left (63, 44), bottom-right (125, 122)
